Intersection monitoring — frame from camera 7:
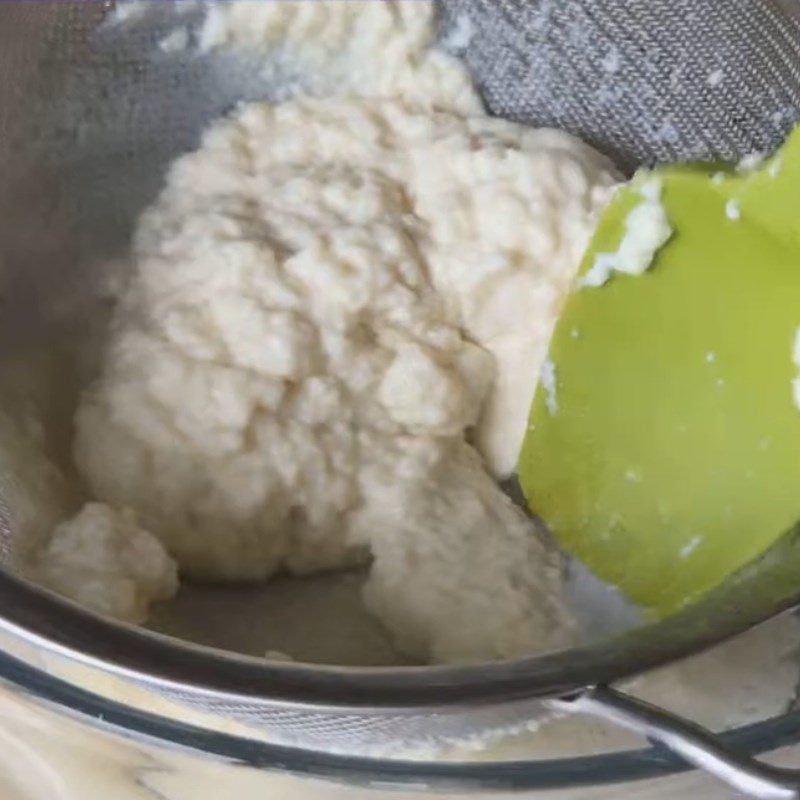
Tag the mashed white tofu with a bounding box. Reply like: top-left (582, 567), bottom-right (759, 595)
top-left (194, 0), bottom-right (483, 115)
top-left (74, 96), bottom-right (615, 662)
top-left (0, 402), bottom-right (176, 623)
top-left (2, 0), bottom-right (616, 663)
top-left (163, 0), bottom-right (620, 475)
top-left (581, 176), bottom-right (672, 288)
top-left (0, 408), bottom-right (71, 567)
top-left (36, 503), bottom-right (178, 624)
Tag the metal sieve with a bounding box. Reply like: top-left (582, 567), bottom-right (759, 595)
top-left (2, 2), bottom-right (800, 797)
top-left (442, 0), bottom-right (800, 170)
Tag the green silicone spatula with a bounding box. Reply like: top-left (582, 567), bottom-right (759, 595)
top-left (518, 125), bottom-right (800, 617)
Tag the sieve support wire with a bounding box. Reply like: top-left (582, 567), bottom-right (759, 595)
top-left (559, 685), bottom-right (800, 799)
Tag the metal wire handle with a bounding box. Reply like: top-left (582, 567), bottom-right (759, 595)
top-left (563, 686), bottom-right (800, 799)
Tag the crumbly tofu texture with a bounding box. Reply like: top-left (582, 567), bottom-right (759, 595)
top-left (27, 0), bottom-right (618, 663)
top-left (37, 503), bottom-right (178, 624)
top-left (74, 95), bottom-right (616, 663)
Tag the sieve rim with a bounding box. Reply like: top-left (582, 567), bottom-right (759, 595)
top-left (1, 519), bottom-right (799, 710)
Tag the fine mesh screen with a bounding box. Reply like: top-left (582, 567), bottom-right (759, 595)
top-left (0, 495), bottom-right (11, 563)
top-left (442, 0), bottom-right (800, 170)
top-left (130, 680), bottom-right (555, 755)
